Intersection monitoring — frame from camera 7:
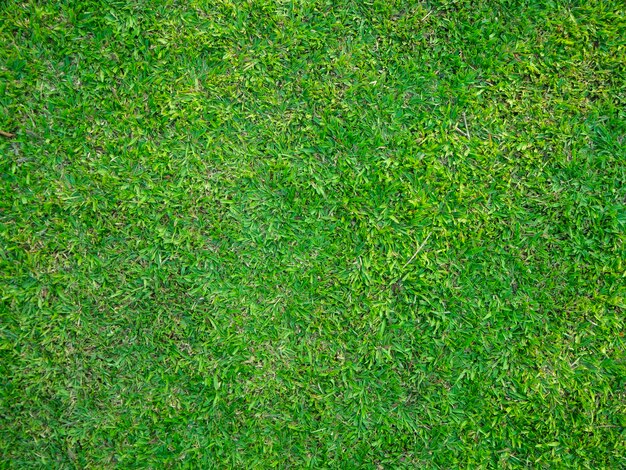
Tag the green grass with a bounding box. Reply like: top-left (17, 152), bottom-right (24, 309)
top-left (1, 0), bottom-right (625, 467)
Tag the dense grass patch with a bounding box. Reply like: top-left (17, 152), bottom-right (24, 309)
top-left (1, 0), bottom-right (625, 467)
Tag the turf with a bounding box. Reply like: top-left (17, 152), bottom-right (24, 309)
top-left (1, 0), bottom-right (625, 467)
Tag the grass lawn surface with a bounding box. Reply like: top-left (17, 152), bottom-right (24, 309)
top-left (1, 0), bottom-right (625, 467)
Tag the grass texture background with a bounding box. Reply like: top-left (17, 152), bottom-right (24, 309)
top-left (1, 0), bottom-right (625, 467)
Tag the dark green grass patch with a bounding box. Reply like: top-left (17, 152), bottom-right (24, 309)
top-left (1, 0), bottom-right (625, 467)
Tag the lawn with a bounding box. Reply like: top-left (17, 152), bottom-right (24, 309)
top-left (1, 0), bottom-right (625, 467)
